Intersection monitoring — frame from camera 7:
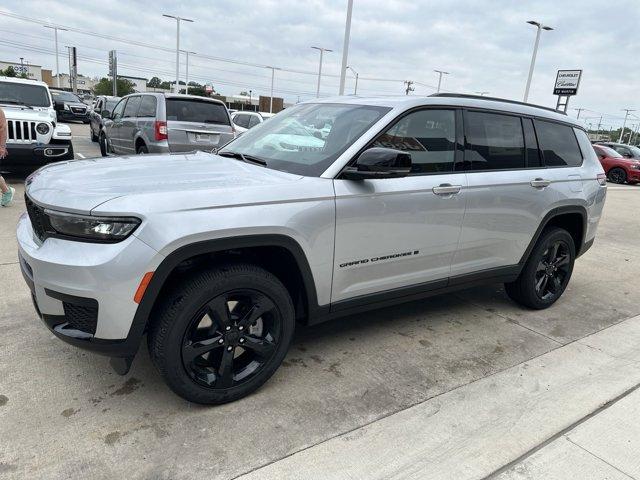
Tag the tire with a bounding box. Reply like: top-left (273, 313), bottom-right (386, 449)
top-left (64, 142), bottom-right (75, 160)
top-left (136, 144), bottom-right (149, 154)
top-left (147, 263), bottom-right (295, 404)
top-left (608, 167), bottom-right (627, 184)
top-left (99, 132), bottom-right (108, 157)
top-left (505, 227), bottom-right (576, 310)
top-left (90, 126), bottom-right (98, 142)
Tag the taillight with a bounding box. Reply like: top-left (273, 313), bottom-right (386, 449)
top-left (154, 121), bottom-right (168, 141)
top-left (597, 173), bottom-right (607, 186)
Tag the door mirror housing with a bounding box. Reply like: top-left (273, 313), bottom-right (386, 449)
top-left (342, 147), bottom-right (412, 180)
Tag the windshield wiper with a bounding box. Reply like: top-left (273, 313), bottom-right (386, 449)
top-left (217, 151), bottom-right (267, 166)
top-left (0, 100), bottom-right (33, 109)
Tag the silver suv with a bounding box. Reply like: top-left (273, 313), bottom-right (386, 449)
top-left (99, 93), bottom-right (235, 156)
top-left (18, 94), bottom-right (606, 404)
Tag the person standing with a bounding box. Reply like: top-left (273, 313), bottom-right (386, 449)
top-left (0, 105), bottom-right (16, 207)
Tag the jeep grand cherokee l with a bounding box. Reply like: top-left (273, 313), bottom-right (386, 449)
top-left (17, 94), bottom-right (606, 404)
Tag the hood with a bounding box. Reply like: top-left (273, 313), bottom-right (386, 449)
top-left (26, 151), bottom-right (305, 213)
top-left (2, 105), bottom-right (54, 122)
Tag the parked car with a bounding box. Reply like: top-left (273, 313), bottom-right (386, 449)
top-left (592, 144), bottom-right (640, 184)
top-left (0, 76), bottom-right (73, 174)
top-left (50, 89), bottom-right (90, 123)
top-left (18, 94), bottom-right (606, 404)
top-left (89, 95), bottom-right (121, 143)
top-left (99, 93), bottom-right (235, 156)
top-left (231, 111), bottom-right (270, 133)
top-left (594, 141), bottom-right (640, 160)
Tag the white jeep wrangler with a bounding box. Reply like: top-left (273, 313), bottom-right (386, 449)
top-left (0, 76), bottom-right (73, 175)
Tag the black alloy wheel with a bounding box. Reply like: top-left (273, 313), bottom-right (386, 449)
top-left (534, 240), bottom-right (571, 301)
top-left (182, 289), bottom-right (280, 389)
top-left (608, 167), bottom-right (627, 184)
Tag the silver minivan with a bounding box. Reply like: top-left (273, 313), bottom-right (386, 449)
top-left (99, 93), bottom-right (235, 156)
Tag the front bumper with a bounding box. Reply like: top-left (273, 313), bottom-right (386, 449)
top-left (17, 212), bottom-right (161, 358)
top-left (57, 110), bottom-right (90, 122)
top-left (2, 143), bottom-right (71, 173)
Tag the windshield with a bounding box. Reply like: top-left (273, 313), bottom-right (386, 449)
top-left (166, 98), bottom-right (230, 125)
top-left (220, 103), bottom-right (391, 176)
top-left (51, 90), bottom-right (82, 103)
top-left (0, 81), bottom-right (51, 107)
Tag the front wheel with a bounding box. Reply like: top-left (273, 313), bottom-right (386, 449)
top-left (608, 167), bottom-right (627, 184)
top-left (148, 263), bottom-right (295, 404)
top-left (99, 132), bottom-right (108, 157)
top-left (505, 227), bottom-right (575, 309)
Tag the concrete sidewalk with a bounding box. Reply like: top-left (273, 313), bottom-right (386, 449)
top-left (238, 315), bottom-right (640, 480)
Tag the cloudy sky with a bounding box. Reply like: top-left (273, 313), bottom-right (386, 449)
top-left (1, 0), bottom-right (638, 129)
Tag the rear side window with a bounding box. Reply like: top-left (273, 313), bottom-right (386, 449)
top-left (248, 115), bottom-right (261, 128)
top-left (167, 99), bottom-right (229, 125)
top-left (123, 96), bottom-right (141, 117)
top-left (373, 109), bottom-right (456, 174)
top-left (138, 96), bottom-right (157, 117)
top-left (464, 111), bottom-right (525, 170)
top-left (233, 114), bottom-right (250, 128)
top-left (534, 120), bottom-right (583, 167)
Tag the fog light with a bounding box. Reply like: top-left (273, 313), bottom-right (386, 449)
top-left (44, 148), bottom-right (53, 155)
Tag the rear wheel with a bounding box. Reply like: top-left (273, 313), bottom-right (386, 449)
top-left (136, 143), bottom-right (149, 154)
top-left (148, 263), bottom-right (295, 404)
top-left (90, 126), bottom-right (98, 142)
top-left (608, 167), bottom-right (627, 184)
top-left (505, 227), bottom-right (575, 309)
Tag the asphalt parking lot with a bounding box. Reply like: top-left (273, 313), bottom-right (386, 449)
top-left (1, 125), bottom-right (639, 479)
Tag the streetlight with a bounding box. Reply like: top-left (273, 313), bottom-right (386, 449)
top-left (181, 50), bottom-right (196, 94)
top-left (475, 91), bottom-right (490, 96)
top-left (249, 89), bottom-right (252, 111)
top-left (267, 66), bottom-right (281, 113)
top-left (338, 0), bottom-right (354, 95)
top-left (347, 66), bottom-right (359, 94)
top-left (523, 20), bottom-right (553, 102)
top-left (311, 46), bottom-right (332, 98)
top-left (434, 70), bottom-right (450, 93)
top-left (163, 14), bottom-right (194, 94)
top-left (44, 25), bottom-right (67, 88)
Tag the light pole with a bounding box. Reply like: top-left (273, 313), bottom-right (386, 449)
top-left (338, 0), bottom-right (354, 95)
top-left (311, 46), bottom-right (332, 98)
top-left (163, 14), bottom-right (194, 94)
top-left (434, 69), bottom-right (449, 93)
top-left (267, 66), bottom-right (280, 113)
top-left (475, 91), bottom-right (489, 96)
top-left (249, 90), bottom-right (252, 111)
top-left (347, 66), bottom-right (359, 94)
top-left (44, 25), bottom-right (67, 88)
top-left (523, 20), bottom-right (553, 102)
top-left (619, 109), bottom-right (635, 142)
top-left (181, 50), bottom-right (196, 94)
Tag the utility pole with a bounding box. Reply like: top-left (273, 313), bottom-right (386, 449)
top-left (338, 0), bottom-right (354, 95)
top-left (163, 14), bottom-right (194, 94)
top-left (631, 124), bottom-right (640, 145)
top-left (523, 20), bottom-right (554, 102)
top-left (267, 66), bottom-right (280, 113)
top-left (404, 80), bottom-right (414, 95)
top-left (311, 46), bottom-right (332, 98)
top-left (619, 109), bottom-right (635, 143)
top-left (347, 66), bottom-right (359, 94)
top-left (574, 108), bottom-right (584, 119)
top-left (434, 69), bottom-right (449, 93)
top-left (44, 26), bottom-right (67, 88)
top-left (181, 50), bottom-right (196, 94)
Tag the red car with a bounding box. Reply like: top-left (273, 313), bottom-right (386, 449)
top-left (592, 144), bottom-right (640, 184)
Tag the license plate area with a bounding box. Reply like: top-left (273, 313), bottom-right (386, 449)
top-left (190, 132), bottom-right (220, 144)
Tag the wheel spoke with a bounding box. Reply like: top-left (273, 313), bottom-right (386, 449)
top-left (182, 335), bottom-right (224, 363)
top-left (238, 295), bottom-right (276, 328)
top-left (536, 275), bottom-right (548, 295)
top-left (241, 335), bottom-right (276, 357)
top-left (216, 347), bottom-right (235, 388)
top-left (551, 275), bottom-right (562, 294)
top-left (547, 242), bottom-right (560, 263)
top-left (554, 254), bottom-right (570, 268)
top-left (207, 297), bottom-right (231, 328)
top-left (536, 261), bottom-right (547, 272)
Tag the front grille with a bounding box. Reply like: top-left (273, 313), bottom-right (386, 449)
top-left (7, 120), bottom-right (37, 144)
top-left (70, 106), bottom-right (87, 114)
top-left (63, 301), bottom-right (98, 335)
top-left (24, 194), bottom-right (51, 242)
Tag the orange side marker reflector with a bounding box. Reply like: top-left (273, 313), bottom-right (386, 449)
top-left (134, 272), bottom-right (155, 304)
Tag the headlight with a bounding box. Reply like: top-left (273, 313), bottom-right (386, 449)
top-left (631, 163), bottom-right (640, 170)
top-left (45, 210), bottom-right (141, 242)
top-left (36, 123), bottom-right (50, 135)
top-left (63, 104), bottom-right (70, 110)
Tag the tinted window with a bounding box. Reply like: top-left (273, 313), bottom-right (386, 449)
top-left (373, 109), bottom-right (455, 173)
top-left (138, 96), bottom-right (157, 117)
top-left (105, 99), bottom-right (120, 111)
top-left (465, 111), bottom-right (525, 170)
top-left (123, 96), bottom-right (141, 117)
top-left (522, 118), bottom-right (542, 167)
top-left (535, 120), bottom-right (583, 167)
top-left (51, 90), bottom-right (82, 103)
top-left (233, 114), bottom-right (250, 128)
top-left (167, 99), bottom-right (229, 125)
top-left (111, 99), bottom-right (127, 120)
top-left (0, 81), bottom-right (51, 108)
top-left (248, 115), bottom-right (261, 128)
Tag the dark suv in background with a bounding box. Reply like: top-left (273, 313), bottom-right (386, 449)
top-left (50, 90), bottom-right (90, 123)
top-left (100, 93), bottom-right (235, 156)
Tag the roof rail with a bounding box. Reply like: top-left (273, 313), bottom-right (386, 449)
top-left (429, 93), bottom-right (566, 116)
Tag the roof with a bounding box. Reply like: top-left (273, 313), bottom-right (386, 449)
top-left (0, 76), bottom-right (49, 88)
top-left (311, 94), bottom-right (581, 127)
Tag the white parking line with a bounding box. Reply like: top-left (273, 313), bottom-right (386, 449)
top-left (77, 153), bottom-right (86, 159)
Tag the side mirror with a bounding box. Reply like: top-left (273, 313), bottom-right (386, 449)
top-left (342, 147), bottom-right (412, 180)
top-left (54, 101), bottom-right (64, 111)
top-left (101, 110), bottom-right (111, 119)
top-left (623, 152), bottom-right (633, 158)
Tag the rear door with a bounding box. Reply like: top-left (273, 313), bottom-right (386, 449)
top-left (451, 110), bottom-right (555, 276)
top-left (165, 98), bottom-right (234, 152)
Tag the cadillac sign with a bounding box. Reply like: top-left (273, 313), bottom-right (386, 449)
top-left (553, 70), bottom-right (582, 96)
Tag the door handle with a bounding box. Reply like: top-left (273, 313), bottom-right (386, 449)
top-left (432, 184), bottom-right (462, 195)
top-left (530, 178), bottom-right (551, 188)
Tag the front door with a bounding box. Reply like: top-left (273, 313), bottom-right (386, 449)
top-left (106, 98), bottom-right (128, 153)
top-left (332, 108), bottom-right (467, 304)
